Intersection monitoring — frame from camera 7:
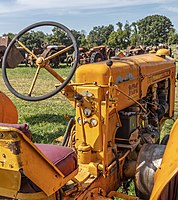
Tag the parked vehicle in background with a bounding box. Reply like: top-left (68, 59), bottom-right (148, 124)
top-left (125, 45), bottom-right (145, 56)
top-left (41, 45), bottom-right (67, 67)
top-left (27, 45), bottom-right (67, 67)
top-left (78, 45), bottom-right (115, 64)
top-left (0, 36), bottom-right (24, 68)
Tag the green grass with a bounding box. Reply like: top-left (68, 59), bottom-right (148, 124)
top-left (0, 66), bottom-right (75, 143)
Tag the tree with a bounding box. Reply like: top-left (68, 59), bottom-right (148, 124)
top-left (116, 22), bottom-right (123, 30)
top-left (20, 31), bottom-right (46, 50)
top-left (80, 35), bottom-right (89, 49)
top-left (48, 27), bottom-right (70, 46)
top-left (136, 15), bottom-right (173, 46)
top-left (108, 21), bottom-right (131, 49)
top-left (123, 21), bottom-right (131, 45)
top-left (2, 32), bottom-right (16, 40)
top-left (87, 24), bottom-right (114, 47)
top-left (168, 28), bottom-right (178, 44)
top-left (130, 22), bottom-right (140, 46)
top-left (71, 30), bottom-right (87, 47)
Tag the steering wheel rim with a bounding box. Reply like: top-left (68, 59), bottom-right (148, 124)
top-left (2, 21), bottom-right (79, 101)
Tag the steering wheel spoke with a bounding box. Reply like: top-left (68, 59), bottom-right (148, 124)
top-left (28, 66), bottom-right (41, 96)
top-left (2, 21), bottom-right (79, 101)
top-left (44, 44), bottom-right (73, 62)
top-left (17, 40), bottom-right (38, 60)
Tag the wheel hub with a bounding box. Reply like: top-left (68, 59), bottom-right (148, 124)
top-left (36, 57), bottom-right (45, 66)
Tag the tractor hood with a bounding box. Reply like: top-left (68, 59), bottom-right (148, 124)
top-left (75, 54), bottom-right (174, 86)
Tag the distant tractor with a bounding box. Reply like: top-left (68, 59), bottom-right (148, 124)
top-left (125, 45), bottom-right (145, 56)
top-left (41, 45), bottom-right (67, 67)
top-left (27, 45), bottom-right (67, 67)
top-left (26, 47), bottom-right (44, 66)
top-left (78, 45), bottom-right (115, 65)
top-left (89, 45), bottom-right (115, 63)
top-left (0, 36), bottom-right (24, 68)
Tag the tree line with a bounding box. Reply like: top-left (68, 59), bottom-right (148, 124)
top-left (4, 14), bottom-right (178, 50)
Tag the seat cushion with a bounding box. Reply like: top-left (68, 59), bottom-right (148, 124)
top-left (35, 144), bottom-right (77, 176)
top-left (0, 123), bottom-right (32, 140)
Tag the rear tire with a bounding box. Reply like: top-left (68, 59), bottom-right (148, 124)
top-left (135, 144), bottom-right (165, 200)
top-left (90, 52), bottom-right (104, 63)
top-left (46, 49), bottom-right (60, 67)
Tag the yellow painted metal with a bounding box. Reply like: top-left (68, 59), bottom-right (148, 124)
top-left (16, 191), bottom-right (56, 200)
top-left (76, 59), bottom-right (138, 86)
top-left (156, 48), bottom-right (169, 56)
top-left (0, 127), bottom-right (78, 198)
top-left (0, 169), bottom-right (21, 198)
top-left (75, 54), bottom-right (175, 113)
top-left (0, 91), bottom-right (18, 123)
top-left (0, 51), bottom-right (176, 199)
top-left (17, 40), bottom-right (38, 60)
top-left (18, 128), bottom-right (78, 196)
top-left (75, 86), bottom-right (104, 152)
top-left (74, 86), bottom-right (117, 170)
top-left (150, 119), bottom-right (178, 200)
top-left (73, 162), bottom-right (119, 199)
top-left (73, 53), bottom-right (176, 179)
top-left (28, 65), bottom-right (41, 96)
top-left (0, 127), bottom-right (22, 198)
top-left (78, 144), bottom-right (92, 164)
top-left (45, 64), bottom-right (74, 92)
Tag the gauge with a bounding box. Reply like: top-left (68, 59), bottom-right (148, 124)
top-left (90, 118), bottom-right (98, 127)
top-left (83, 107), bottom-right (92, 117)
top-left (77, 117), bottom-right (81, 125)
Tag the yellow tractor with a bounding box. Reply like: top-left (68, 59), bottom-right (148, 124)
top-left (0, 21), bottom-right (177, 200)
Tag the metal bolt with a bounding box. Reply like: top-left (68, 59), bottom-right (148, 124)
top-left (2, 154), bottom-right (6, 158)
top-left (9, 164), bottom-right (13, 168)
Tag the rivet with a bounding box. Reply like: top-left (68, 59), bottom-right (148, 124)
top-left (9, 164), bottom-right (13, 168)
top-left (2, 154), bottom-right (6, 158)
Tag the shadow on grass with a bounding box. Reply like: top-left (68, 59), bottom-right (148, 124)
top-left (32, 129), bottom-right (65, 144)
top-left (24, 114), bottom-right (74, 144)
top-left (24, 113), bottom-right (71, 125)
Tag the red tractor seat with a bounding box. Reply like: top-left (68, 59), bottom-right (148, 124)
top-left (0, 123), bottom-right (77, 176)
top-left (19, 144), bottom-right (78, 193)
top-left (0, 123), bottom-right (78, 194)
top-left (35, 144), bottom-right (77, 176)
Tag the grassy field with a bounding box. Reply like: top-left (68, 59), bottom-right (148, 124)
top-left (0, 66), bottom-right (75, 143)
top-left (0, 63), bottom-right (177, 144)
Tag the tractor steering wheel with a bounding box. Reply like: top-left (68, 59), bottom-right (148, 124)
top-left (2, 21), bottom-right (79, 101)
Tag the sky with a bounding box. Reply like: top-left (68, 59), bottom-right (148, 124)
top-left (0, 0), bottom-right (178, 35)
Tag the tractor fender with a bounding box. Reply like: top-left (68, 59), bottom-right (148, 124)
top-left (0, 91), bottom-right (18, 123)
top-left (150, 119), bottom-right (178, 200)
